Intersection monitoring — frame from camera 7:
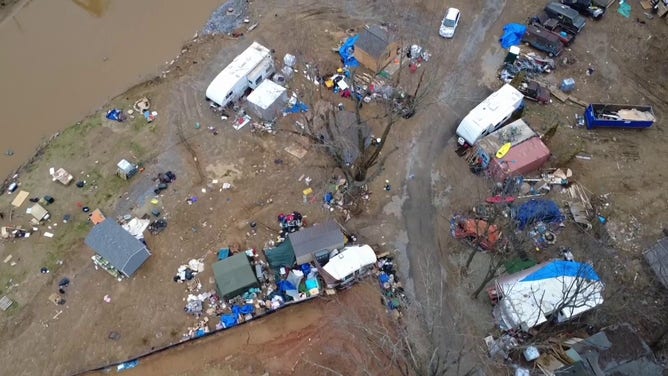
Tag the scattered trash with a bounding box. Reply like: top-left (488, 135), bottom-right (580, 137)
top-left (618, 0), bottom-right (631, 18)
top-left (40, 267), bottom-right (49, 274)
top-left (103, 295), bottom-right (112, 303)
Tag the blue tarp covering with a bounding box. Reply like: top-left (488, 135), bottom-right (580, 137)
top-left (278, 279), bottom-right (296, 292)
top-left (521, 260), bottom-right (601, 282)
top-left (195, 328), bottom-right (207, 338)
top-left (339, 35), bottom-right (360, 68)
top-left (220, 314), bottom-right (237, 328)
top-left (117, 360), bottom-right (139, 371)
top-left (305, 278), bottom-right (318, 291)
top-left (618, 0), bottom-right (631, 17)
top-left (499, 23), bottom-right (527, 49)
top-left (515, 199), bottom-right (564, 229)
top-left (234, 304), bottom-right (255, 315)
top-left (106, 109), bottom-right (124, 122)
top-left (379, 273), bottom-right (390, 285)
top-left (217, 248), bottom-right (230, 260)
top-left (300, 263), bottom-right (312, 276)
top-left (284, 101), bottom-right (309, 114)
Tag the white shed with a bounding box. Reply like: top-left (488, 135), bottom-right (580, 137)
top-left (246, 79), bottom-right (288, 121)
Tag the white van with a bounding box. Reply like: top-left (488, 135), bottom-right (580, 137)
top-left (456, 84), bottom-right (524, 146)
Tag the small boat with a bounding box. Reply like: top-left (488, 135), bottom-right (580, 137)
top-left (496, 142), bottom-right (512, 159)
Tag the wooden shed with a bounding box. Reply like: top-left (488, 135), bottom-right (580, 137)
top-left (355, 25), bottom-right (399, 73)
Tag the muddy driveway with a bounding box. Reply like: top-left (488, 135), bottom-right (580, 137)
top-left (400, 0), bottom-right (507, 371)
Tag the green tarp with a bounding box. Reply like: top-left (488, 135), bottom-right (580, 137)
top-left (264, 239), bottom-right (296, 270)
top-left (212, 253), bottom-right (260, 300)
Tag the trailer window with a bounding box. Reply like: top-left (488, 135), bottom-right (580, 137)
top-left (255, 76), bottom-right (262, 85)
top-left (225, 91), bottom-right (233, 99)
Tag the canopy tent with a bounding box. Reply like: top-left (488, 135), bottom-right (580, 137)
top-left (212, 253), bottom-right (260, 300)
top-left (264, 239), bottom-right (296, 270)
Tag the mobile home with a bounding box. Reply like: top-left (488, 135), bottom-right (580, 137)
top-left (456, 84), bottom-right (525, 146)
top-left (205, 42), bottom-right (275, 107)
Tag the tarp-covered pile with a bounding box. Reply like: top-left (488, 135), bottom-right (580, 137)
top-left (515, 199), bottom-right (564, 229)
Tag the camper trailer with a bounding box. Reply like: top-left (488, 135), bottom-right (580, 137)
top-left (205, 42), bottom-right (275, 108)
top-left (456, 84), bottom-right (525, 146)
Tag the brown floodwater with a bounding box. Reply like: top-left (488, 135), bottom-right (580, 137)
top-left (0, 0), bottom-right (222, 180)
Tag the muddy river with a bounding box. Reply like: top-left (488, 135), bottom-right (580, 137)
top-left (0, 0), bottom-right (222, 179)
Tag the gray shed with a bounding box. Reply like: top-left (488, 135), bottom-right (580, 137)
top-left (288, 221), bottom-right (345, 265)
top-left (644, 237), bottom-right (668, 289)
top-left (85, 219), bottom-right (151, 277)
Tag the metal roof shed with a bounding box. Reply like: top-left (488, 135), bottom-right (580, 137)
top-left (85, 219), bottom-right (151, 277)
top-left (288, 221), bottom-right (346, 265)
top-left (212, 253), bottom-right (260, 300)
top-left (644, 237), bottom-right (668, 289)
top-left (246, 79), bottom-right (287, 120)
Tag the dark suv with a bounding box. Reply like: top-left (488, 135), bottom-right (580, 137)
top-left (544, 2), bottom-right (587, 34)
top-left (523, 24), bottom-right (564, 57)
top-left (561, 0), bottom-right (606, 20)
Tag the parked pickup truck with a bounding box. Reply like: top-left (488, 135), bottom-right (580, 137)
top-left (529, 14), bottom-right (576, 46)
top-left (584, 104), bottom-right (656, 129)
top-left (561, 0), bottom-right (608, 20)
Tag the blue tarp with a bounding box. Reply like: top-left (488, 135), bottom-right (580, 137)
top-left (195, 328), bottom-right (207, 338)
top-left (300, 263), bottom-right (312, 276)
top-left (117, 360), bottom-right (139, 372)
top-left (499, 23), bottom-right (527, 49)
top-left (234, 304), bottom-right (255, 315)
top-left (278, 279), bottom-right (296, 292)
top-left (106, 109), bottom-right (124, 122)
top-left (220, 314), bottom-right (237, 328)
top-left (379, 273), bottom-right (390, 285)
top-left (305, 278), bottom-right (318, 291)
top-left (515, 199), bottom-right (564, 229)
top-left (618, 0), bottom-right (631, 17)
top-left (217, 248), bottom-right (230, 260)
top-left (339, 35), bottom-right (360, 68)
top-left (284, 101), bottom-right (309, 114)
top-left (521, 260), bottom-right (601, 282)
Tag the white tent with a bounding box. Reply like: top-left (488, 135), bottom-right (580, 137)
top-left (246, 79), bottom-right (287, 120)
top-left (121, 218), bottom-right (150, 240)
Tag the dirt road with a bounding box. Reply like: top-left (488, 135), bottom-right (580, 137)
top-left (400, 0), bottom-right (506, 371)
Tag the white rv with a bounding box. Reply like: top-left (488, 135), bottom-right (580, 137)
top-left (321, 244), bottom-right (377, 288)
top-left (205, 42), bottom-right (275, 107)
top-left (456, 84), bottom-right (524, 146)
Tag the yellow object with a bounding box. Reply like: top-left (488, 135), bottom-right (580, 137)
top-left (150, 198), bottom-right (159, 205)
top-left (336, 68), bottom-right (344, 73)
top-left (325, 80), bottom-right (334, 88)
top-left (302, 188), bottom-right (313, 196)
top-left (496, 142), bottom-right (512, 159)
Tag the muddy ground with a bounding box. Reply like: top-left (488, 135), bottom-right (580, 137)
top-left (0, 1), bottom-right (667, 375)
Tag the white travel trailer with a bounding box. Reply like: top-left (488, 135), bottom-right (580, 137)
top-left (456, 84), bottom-right (525, 146)
top-left (205, 42), bottom-right (275, 107)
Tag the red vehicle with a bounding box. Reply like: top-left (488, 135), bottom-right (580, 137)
top-left (451, 215), bottom-right (503, 251)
